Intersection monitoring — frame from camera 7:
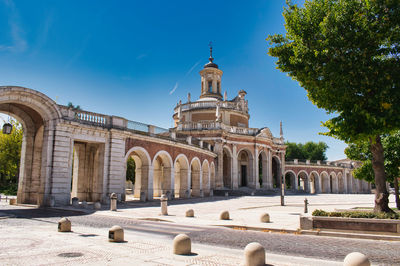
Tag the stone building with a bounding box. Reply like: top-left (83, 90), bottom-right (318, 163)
top-left (172, 48), bottom-right (287, 192)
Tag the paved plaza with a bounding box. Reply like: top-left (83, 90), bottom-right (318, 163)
top-left (1, 194), bottom-right (399, 265)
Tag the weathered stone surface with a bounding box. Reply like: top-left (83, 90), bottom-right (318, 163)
top-left (173, 234), bottom-right (191, 255)
top-left (244, 242), bottom-right (265, 266)
top-left (343, 252), bottom-right (370, 266)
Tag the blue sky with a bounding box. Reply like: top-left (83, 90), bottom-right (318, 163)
top-left (0, 0), bottom-right (347, 160)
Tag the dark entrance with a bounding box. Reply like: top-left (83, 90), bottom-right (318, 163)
top-left (241, 165), bottom-right (247, 187)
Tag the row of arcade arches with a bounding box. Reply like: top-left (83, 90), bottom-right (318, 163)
top-left (125, 147), bottom-right (215, 200)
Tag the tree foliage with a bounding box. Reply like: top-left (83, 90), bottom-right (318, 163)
top-left (0, 119), bottom-right (23, 195)
top-left (267, 0), bottom-right (400, 212)
top-left (285, 141), bottom-right (328, 161)
top-left (126, 157), bottom-right (135, 184)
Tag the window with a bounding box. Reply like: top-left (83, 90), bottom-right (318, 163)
top-left (217, 81), bottom-right (220, 93)
top-left (208, 81), bottom-right (212, 92)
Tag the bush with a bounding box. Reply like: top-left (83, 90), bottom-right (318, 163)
top-left (312, 209), bottom-right (400, 220)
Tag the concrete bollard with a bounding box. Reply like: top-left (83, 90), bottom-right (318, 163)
top-left (9, 198), bottom-right (16, 205)
top-left (58, 217), bottom-right (72, 232)
top-left (304, 198), bottom-right (308, 213)
top-left (160, 194), bottom-right (168, 215)
top-left (108, 225), bottom-right (124, 242)
top-left (186, 209), bottom-right (194, 217)
top-left (244, 242), bottom-right (265, 266)
top-left (94, 202), bottom-right (101, 210)
top-left (173, 234), bottom-right (191, 255)
top-left (260, 213), bottom-right (270, 223)
top-left (110, 193), bottom-right (117, 211)
top-left (220, 210), bottom-right (230, 220)
top-left (343, 252), bottom-right (370, 266)
top-left (71, 197), bottom-right (79, 207)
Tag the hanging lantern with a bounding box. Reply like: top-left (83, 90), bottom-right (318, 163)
top-left (2, 123), bottom-right (12, 134)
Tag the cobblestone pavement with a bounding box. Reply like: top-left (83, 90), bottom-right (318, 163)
top-left (1, 204), bottom-right (400, 265)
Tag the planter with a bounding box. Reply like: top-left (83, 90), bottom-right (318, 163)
top-left (300, 215), bottom-right (400, 233)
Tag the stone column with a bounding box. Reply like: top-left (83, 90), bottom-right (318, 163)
top-left (179, 169), bottom-right (188, 198)
top-left (232, 145), bottom-right (238, 189)
top-left (255, 146), bottom-right (260, 189)
top-left (147, 165), bottom-right (154, 200)
top-left (267, 149), bottom-right (272, 189)
top-left (191, 170), bottom-right (201, 197)
top-left (215, 142), bottom-right (223, 188)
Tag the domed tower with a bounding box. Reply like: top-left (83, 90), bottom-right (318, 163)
top-left (199, 45), bottom-right (223, 100)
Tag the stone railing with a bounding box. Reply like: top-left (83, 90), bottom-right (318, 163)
top-left (58, 105), bottom-right (212, 151)
top-left (177, 121), bottom-right (259, 136)
top-left (173, 100), bottom-right (248, 115)
top-left (286, 159), bottom-right (353, 169)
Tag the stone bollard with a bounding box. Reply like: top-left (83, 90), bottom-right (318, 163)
top-left (9, 198), bottom-right (16, 205)
top-left (304, 198), bottom-right (308, 213)
top-left (140, 191), bottom-right (146, 202)
top-left (186, 209), bottom-right (194, 217)
top-left (71, 197), bottom-right (79, 208)
top-left (58, 217), bottom-right (72, 232)
top-left (220, 210), bottom-right (230, 220)
top-left (251, 191), bottom-right (255, 196)
top-left (343, 252), bottom-right (370, 266)
top-left (210, 190), bottom-right (213, 197)
top-left (81, 201), bottom-right (88, 209)
top-left (244, 242), bottom-right (265, 266)
top-left (110, 193), bottom-right (117, 211)
top-left (160, 194), bottom-right (168, 215)
top-left (225, 192), bottom-right (229, 197)
top-left (108, 225), bottom-right (124, 242)
top-left (185, 190), bottom-right (190, 198)
top-left (260, 213), bottom-right (270, 223)
top-left (94, 202), bottom-right (101, 210)
top-left (173, 234), bottom-right (191, 255)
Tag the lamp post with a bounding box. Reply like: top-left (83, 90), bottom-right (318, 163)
top-left (2, 122), bottom-right (12, 134)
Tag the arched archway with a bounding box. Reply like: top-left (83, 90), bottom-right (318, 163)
top-left (152, 151), bottom-right (173, 199)
top-left (272, 156), bottom-right (281, 189)
top-left (330, 172), bottom-right (337, 193)
top-left (337, 172), bottom-right (345, 193)
top-left (0, 86), bottom-right (62, 206)
top-left (190, 157), bottom-right (201, 197)
top-left (125, 147), bottom-right (151, 201)
top-left (174, 154), bottom-right (189, 198)
top-left (297, 171), bottom-right (309, 192)
top-left (284, 170), bottom-right (296, 190)
top-left (237, 149), bottom-right (254, 188)
top-left (222, 146), bottom-right (232, 189)
top-left (258, 151), bottom-right (268, 188)
top-left (202, 160), bottom-right (210, 196)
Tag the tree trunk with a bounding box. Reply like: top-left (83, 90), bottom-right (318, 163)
top-left (394, 176), bottom-right (400, 210)
top-left (370, 135), bottom-right (392, 213)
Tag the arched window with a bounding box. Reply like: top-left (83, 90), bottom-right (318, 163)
top-left (217, 81), bottom-right (220, 93)
top-left (208, 81), bottom-right (212, 92)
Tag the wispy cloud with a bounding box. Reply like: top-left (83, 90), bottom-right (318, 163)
top-left (64, 35), bottom-right (91, 69)
top-left (0, 0), bottom-right (27, 53)
top-left (136, 53), bottom-right (147, 60)
top-left (185, 60), bottom-right (201, 77)
top-left (31, 10), bottom-right (54, 56)
top-left (169, 82), bottom-right (179, 95)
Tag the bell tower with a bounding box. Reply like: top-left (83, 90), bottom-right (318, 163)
top-left (199, 43), bottom-right (223, 100)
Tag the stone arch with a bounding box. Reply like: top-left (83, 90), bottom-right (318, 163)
top-left (284, 170), bottom-right (296, 190)
top-left (202, 160), bottom-right (210, 196)
top-left (125, 147), bottom-right (151, 201)
top-left (297, 170), bottom-right (309, 192)
top-left (174, 154), bottom-right (190, 198)
top-left (337, 172), bottom-right (345, 193)
top-left (190, 157), bottom-right (201, 197)
top-left (222, 146), bottom-right (232, 189)
top-left (237, 148), bottom-right (254, 188)
top-left (329, 172), bottom-right (337, 193)
top-left (152, 150), bottom-right (174, 198)
top-left (0, 86), bottom-right (62, 205)
top-left (309, 171), bottom-right (320, 194)
top-left (320, 171), bottom-right (329, 193)
top-left (272, 155), bottom-right (281, 189)
top-left (258, 150), bottom-right (268, 188)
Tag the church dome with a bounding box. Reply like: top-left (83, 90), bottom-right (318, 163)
top-left (204, 61), bottom-right (218, 69)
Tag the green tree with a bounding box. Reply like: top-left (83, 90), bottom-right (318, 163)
top-left (346, 132), bottom-right (400, 209)
top-left (126, 157), bottom-right (135, 184)
top-left (0, 119), bottom-right (23, 195)
top-left (267, 0), bottom-right (400, 212)
top-left (285, 141), bottom-right (328, 161)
